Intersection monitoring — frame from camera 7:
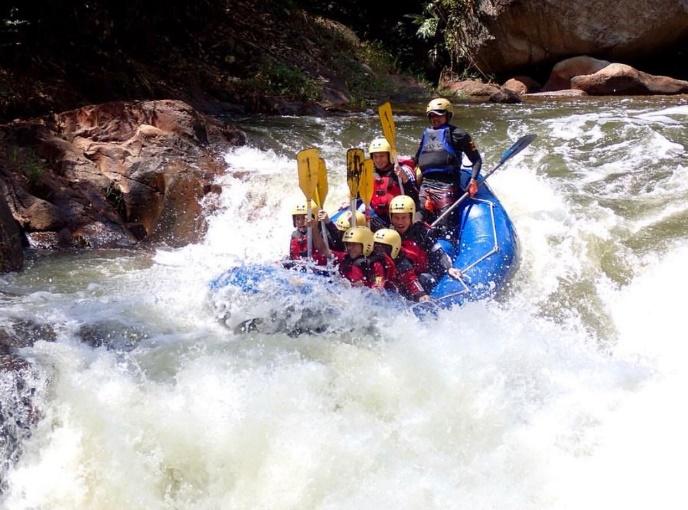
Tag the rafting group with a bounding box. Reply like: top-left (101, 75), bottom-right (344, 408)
top-left (286, 98), bottom-right (486, 303)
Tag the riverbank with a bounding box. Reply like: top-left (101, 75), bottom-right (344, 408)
top-left (0, 1), bottom-right (430, 122)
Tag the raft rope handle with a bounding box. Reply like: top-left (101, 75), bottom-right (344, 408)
top-left (456, 197), bottom-right (499, 277)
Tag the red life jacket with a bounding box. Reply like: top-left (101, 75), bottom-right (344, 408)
top-left (389, 255), bottom-right (425, 300)
top-left (290, 229), bottom-right (326, 265)
top-left (399, 222), bottom-right (431, 273)
top-left (368, 252), bottom-right (396, 289)
top-left (400, 239), bottom-right (428, 274)
top-left (338, 255), bottom-right (370, 286)
top-left (371, 170), bottom-right (402, 219)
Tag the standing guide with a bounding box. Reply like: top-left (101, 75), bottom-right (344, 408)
top-left (415, 98), bottom-right (482, 227)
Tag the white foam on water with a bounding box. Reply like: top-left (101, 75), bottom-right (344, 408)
top-left (3, 106), bottom-right (688, 509)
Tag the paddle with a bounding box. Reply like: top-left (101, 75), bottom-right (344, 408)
top-left (296, 148), bottom-right (321, 259)
top-left (431, 134), bottom-right (537, 227)
top-left (360, 159), bottom-right (375, 210)
top-left (315, 157), bottom-right (330, 252)
top-left (378, 102), bottom-right (404, 193)
top-left (346, 148), bottom-right (365, 227)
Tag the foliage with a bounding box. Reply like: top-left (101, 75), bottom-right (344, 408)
top-left (252, 62), bottom-right (322, 102)
top-left (0, 0), bottom-right (433, 117)
top-left (408, 0), bottom-right (506, 78)
top-left (7, 146), bottom-right (43, 185)
top-left (293, 0), bottom-right (438, 77)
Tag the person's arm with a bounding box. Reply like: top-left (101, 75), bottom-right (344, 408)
top-left (403, 180), bottom-right (419, 209)
top-left (309, 217), bottom-right (330, 258)
top-left (369, 214), bottom-right (389, 232)
top-left (422, 226), bottom-right (455, 277)
top-left (396, 258), bottom-right (430, 302)
top-left (319, 210), bottom-right (344, 251)
top-left (451, 127), bottom-right (482, 195)
top-left (396, 159), bottom-right (420, 206)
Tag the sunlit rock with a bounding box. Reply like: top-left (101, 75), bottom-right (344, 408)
top-left (502, 76), bottom-right (541, 95)
top-left (571, 63), bottom-right (688, 95)
top-left (0, 100), bottom-right (245, 251)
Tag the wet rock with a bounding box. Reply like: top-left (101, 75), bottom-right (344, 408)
top-left (77, 321), bottom-right (147, 351)
top-left (526, 89), bottom-right (588, 97)
top-left (489, 88), bottom-right (522, 103)
top-left (0, 99), bottom-right (245, 252)
top-left (474, 0), bottom-right (688, 74)
top-left (0, 319), bottom-right (57, 352)
top-left (502, 76), bottom-right (541, 95)
top-left (571, 63), bottom-right (688, 95)
top-left (0, 194), bottom-right (23, 272)
top-left (544, 56), bottom-right (611, 91)
top-left (0, 353), bottom-right (46, 491)
top-left (439, 74), bottom-right (501, 97)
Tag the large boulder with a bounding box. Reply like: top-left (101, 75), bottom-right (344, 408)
top-left (571, 63), bottom-right (688, 95)
top-left (473, 0), bottom-right (688, 74)
top-left (502, 76), bottom-right (542, 95)
top-left (439, 74), bottom-right (501, 97)
top-left (0, 193), bottom-right (23, 272)
top-left (543, 56), bottom-right (611, 91)
top-left (488, 88), bottom-right (522, 103)
top-left (0, 100), bottom-right (245, 250)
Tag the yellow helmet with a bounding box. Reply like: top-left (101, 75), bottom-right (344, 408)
top-left (368, 137), bottom-right (392, 155)
top-left (389, 195), bottom-right (416, 218)
top-left (426, 98), bottom-right (454, 119)
top-left (291, 203), bottom-right (307, 216)
top-left (342, 226), bottom-right (374, 256)
top-left (373, 228), bottom-right (402, 259)
top-left (291, 201), bottom-right (317, 216)
top-left (335, 211), bottom-right (367, 231)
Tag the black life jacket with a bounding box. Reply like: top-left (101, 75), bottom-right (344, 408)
top-left (417, 125), bottom-right (461, 178)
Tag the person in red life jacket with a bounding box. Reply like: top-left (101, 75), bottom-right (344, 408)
top-left (388, 195), bottom-right (462, 290)
top-left (288, 202), bottom-right (328, 266)
top-left (415, 98), bottom-right (482, 226)
top-left (338, 225), bottom-right (377, 288)
top-left (368, 137), bottom-right (419, 230)
top-left (316, 209), bottom-right (367, 254)
top-left (372, 228), bottom-right (431, 302)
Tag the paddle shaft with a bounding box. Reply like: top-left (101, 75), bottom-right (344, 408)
top-left (378, 103), bottom-right (404, 193)
top-left (306, 204), bottom-right (313, 259)
top-left (430, 134), bottom-right (536, 227)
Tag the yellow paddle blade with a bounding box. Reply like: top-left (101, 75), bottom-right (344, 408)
top-left (297, 148), bottom-right (320, 201)
top-left (359, 159), bottom-right (375, 207)
top-left (378, 102), bottom-right (398, 163)
top-left (346, 148), bottom-right (365, 199)
top-left (314, 157), bottom-right (328, 208)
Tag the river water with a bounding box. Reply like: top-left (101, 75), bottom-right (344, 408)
top-left (1, 97), bottom-right (687, 509)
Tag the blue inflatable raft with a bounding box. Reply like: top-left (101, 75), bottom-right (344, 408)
top-left (427, 169), bottom-right (520, 307)
top-left (209, 168), bottom-right (520, 313)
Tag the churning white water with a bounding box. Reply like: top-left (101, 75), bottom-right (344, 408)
top-left (1, 98), bottom-right (687, 509)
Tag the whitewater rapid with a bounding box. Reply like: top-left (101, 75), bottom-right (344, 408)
top-left (1, 100), bottom-right (687, 509)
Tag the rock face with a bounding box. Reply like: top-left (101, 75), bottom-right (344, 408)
top-left (0, 194), bottom-right (23, 272)
top-left (439, 73), bottom-right (501, 97)
top-left (502, 76), bottom-right (542, 95)
top-left (571, 63), bottom-right (688, 95)
top-left (488, 88), bottom-right (522, 103)
top-left (474, 0), bottom-right (688, 74)
top-left (0, 100), bottom-right (245, 262)
top-left (543, 56), bottom-right (611, 91)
